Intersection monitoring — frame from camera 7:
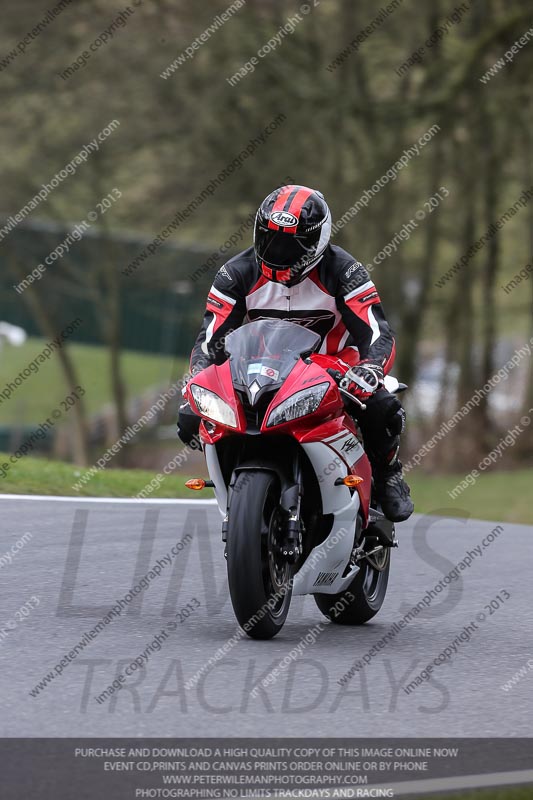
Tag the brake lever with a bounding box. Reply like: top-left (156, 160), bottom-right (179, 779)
top-left (339, 385), bottom-right (366, 410)
top-left (326, 368), bottom-right (367, 410)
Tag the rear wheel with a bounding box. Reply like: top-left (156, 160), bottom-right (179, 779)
top-left (226, 469), bottom-right (292, 639)
top-left (314, 532), bottom-right (391, 625)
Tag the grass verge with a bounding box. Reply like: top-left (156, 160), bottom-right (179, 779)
top-left (0, 451), bottom-right (192, 498)
top-left (0, 453), bottom-right (531, 525)
top-left (0, 338), bottom-right (184, 424)
top-left (408, 469), bottom-right (532, 525)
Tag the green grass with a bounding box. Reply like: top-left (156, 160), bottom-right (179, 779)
top-left (409, 469), bottom-right (533, 526)
top-left (0, 338), bottom-right (185, 423)
top-left (0, 451), bottom-right (531, 526)
top-left (0, 450), bottom-right (195, 498)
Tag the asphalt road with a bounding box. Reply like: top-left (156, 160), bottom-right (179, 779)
top-left (1, 495), bottom-right (532, 737)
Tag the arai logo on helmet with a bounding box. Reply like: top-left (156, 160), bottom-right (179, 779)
top-left (270, 210), bottom-right (299, 227)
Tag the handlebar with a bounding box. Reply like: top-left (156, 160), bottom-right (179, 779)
top-left (325, 368), bottom-right (367, 411)
top-left (338, 385), bottom-right (367, 411)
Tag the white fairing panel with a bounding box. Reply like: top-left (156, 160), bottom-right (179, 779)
top-left (204, 444), bottom-right (227, 516)
top-left (206, 437), bottom-right (363, 595)
top-left (292, 440), bottom-right (361, 595)
top-left (292, 526), bottom-right (360, 596)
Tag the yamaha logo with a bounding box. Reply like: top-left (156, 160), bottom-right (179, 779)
top-left (270, 210), bottom-right (298, 227)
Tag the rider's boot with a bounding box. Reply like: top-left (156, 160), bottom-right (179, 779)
top-left (372, 444), bottom-right (414, 523)
top-left (355, 389), bottom-right (414, 523)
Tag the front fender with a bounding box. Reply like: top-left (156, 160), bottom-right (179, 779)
top-left (229, 459), bottom-right (298, 516)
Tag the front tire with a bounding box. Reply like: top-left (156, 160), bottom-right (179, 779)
top-left (314, 538), bottom-right (390, 625)
top-left (226, 469), bottom-right (292, 639)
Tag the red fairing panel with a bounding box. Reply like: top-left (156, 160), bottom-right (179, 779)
top-left (186, 361), bottom-right (246, 442)
top-left (260, 360), bottom-right (341, 436)
top-left (309, 351), bottom-right (361, 376)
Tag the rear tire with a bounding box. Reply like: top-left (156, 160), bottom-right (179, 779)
top-left (314, 539), bottom-right (390, 625)
top-left (226, 469), bottom-right (292, 639)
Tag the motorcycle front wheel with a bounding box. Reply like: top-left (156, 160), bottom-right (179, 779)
top-left (226, 469), bottom-right (292, 639)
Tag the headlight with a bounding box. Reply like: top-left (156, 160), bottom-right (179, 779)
top-left (266, 382), bottom-right (329, 427)
top-left (190, 385), bottom-right (237, 428)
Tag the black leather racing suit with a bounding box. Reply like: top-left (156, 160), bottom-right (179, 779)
top-left (180, 243), bottom-right (405, 472)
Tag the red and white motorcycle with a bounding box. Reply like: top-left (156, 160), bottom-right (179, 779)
top-left (186, 319), bottom-right (402, 639)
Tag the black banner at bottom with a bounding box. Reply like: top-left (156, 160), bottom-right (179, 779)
top-left (1, 738), bottom-right (532, 799)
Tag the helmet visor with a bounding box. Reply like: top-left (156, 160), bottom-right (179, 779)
top-left (255, 224), bottom-right (322, 270)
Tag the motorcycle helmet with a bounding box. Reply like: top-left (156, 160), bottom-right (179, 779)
top-left (254, 184), bottom-right (332, 286)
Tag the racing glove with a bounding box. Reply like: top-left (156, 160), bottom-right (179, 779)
top-left (340, 360), bottom-right (384, 400)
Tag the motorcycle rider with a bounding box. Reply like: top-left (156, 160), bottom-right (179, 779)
top-left (178, 184), bottom-right (414, 522)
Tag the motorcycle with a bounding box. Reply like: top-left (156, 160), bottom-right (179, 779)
top-left (185, 318), bottom-right (403, 639)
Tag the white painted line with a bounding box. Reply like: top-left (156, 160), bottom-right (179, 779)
top-left (0, 494), bottom-right (218, 504)
top-left (266, 768), bottom-right (533, 799)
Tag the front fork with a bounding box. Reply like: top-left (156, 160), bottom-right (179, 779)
top-left (279, 452), bottom-right (303, 563)
top-left (222, 452), bottom-right (304, 565)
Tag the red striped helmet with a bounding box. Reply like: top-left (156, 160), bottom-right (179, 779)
top-left (254, 185), bottom-right (332, 286)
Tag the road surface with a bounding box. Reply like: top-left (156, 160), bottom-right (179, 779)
top-left (1, 495), bottom-right (531, 737)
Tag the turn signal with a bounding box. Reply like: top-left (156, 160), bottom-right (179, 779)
top-left (186, 478), bottom-right (206, 491)
top-left (342, 475), bottom-right (363, 487)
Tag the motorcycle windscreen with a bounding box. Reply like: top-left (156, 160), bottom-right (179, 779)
top-left (225, 319), bottom-right (321, 402)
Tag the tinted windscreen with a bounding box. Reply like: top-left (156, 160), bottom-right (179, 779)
top-left (225, 319), bottom-right (321, 395)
